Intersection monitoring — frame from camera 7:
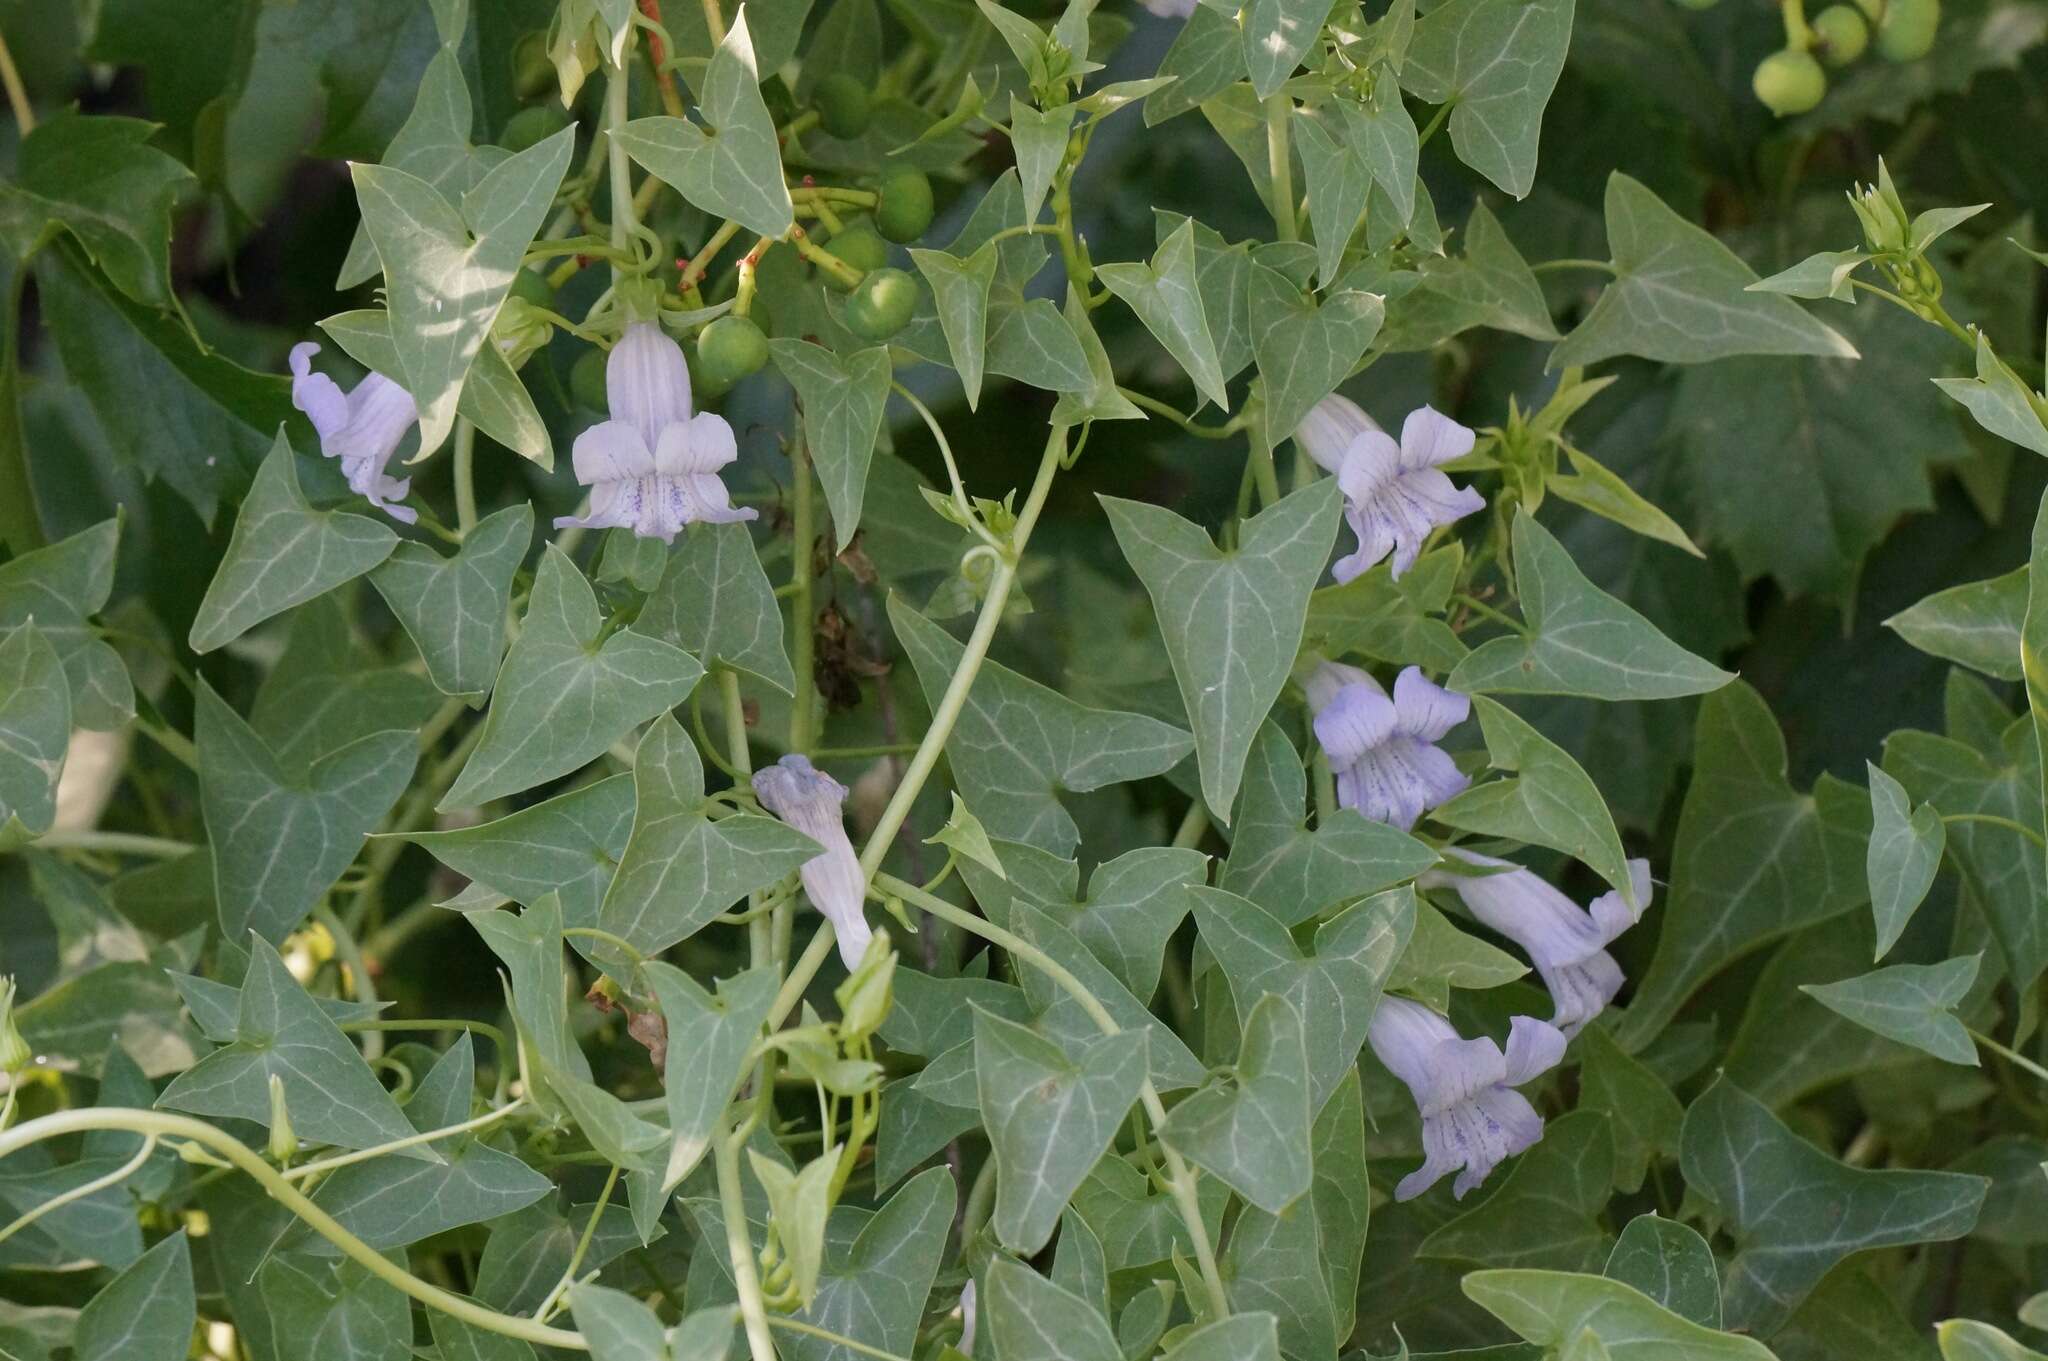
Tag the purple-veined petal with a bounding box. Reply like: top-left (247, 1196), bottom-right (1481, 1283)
top-left (1399, 404), bottom-right (1477, 470)
top-left (1294, 393), bottom-right (1382, 475)
top-left (572, 420), bottom-right (659, 485)
top-left (607, 321), bottom-right (693, 446)
top-left (1314, 683), bottom-right (1399, 766)
top-left (1392, 666), bottom-right (1470, 742)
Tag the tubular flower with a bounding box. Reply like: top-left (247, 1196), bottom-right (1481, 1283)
top-left (556, 321), bottom-right (755, 542)
top-left (1367, 995), bottom-right (1566, 1201)
top-left (288, 342), bottom-right (420, 524)
top-left (1308, 660), bottom-right (1470, 830)
top-left (752, 755), bottom-right (872, 969)
top-left (1423, 849), bottom-right (1653, 1036)
top-left (1294, 398), bottom-right (1485, 582)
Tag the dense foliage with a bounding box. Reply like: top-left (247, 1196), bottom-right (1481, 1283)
top-left (6, 1), bottom-right (2048, 1358)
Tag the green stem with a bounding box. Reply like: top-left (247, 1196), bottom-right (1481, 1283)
top-left (32, 830), bottom-right (192, 858)
top-left (1119, 388), bottom-right (1244, 439)
top-left (809, 742), bottom-right (921, 759)
top-left (1941, 812), bottom-right (2048, 849)
top-left (283, 1100), bottom-right (527, 1182)
top-left (767, 1316), bottom-right (913, 1361)
top-left (453, 418), bottom-right (479, 538)
top-left (1416, 99), bottom-right (1454, 148)
top-left (136, 719), bottom-right (199, 772)
top-left (534, 1163), bottom-right (621, 1322)
top-left (605, 60), bottom-right (637, 286)
top-left (0, 30), bottom-right (31, 135)
top-left (0, 1110), bottom-right (589, 1349)
top-left (1264, 93), bottom-right (1297, 242)
top-left (789, 433), bottom-right (818, 754)
top-left (1970, 1027), bottom-right (2048, 1086)
top-left (1170, 802), bottom-right (1210, 852)
top-left (313, 904), bottom-right (384, 1061)
top-left (1249, 433), bottom-right (1282, 510)
top-left (874, 872), bottom-right (1230, 1320)
top-left (716, 1130), bottom-right (781, 1361)
top-left (1530, 258), bottom-right (1617, 275)
top-left (0, 1135), bottom-right (154, 1250)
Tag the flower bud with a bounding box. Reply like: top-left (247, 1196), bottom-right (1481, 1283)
top-left (0, 978), bottom-right (31, 1076)
top-left (834, 929), bottom-right (897, 1041)
top-left (266, 1074), bottom-right (299, 1164)
top-left (1293, 393), bottom-right (1382, 475)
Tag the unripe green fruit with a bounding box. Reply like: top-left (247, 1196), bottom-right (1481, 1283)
top-left (874, 167), bottom-right (935, 244)
top-left (512, 33), bottom-right (554, 101)
top-left (844, 268), bottom-right (919, 340)
top-left (1752, 49), bottom-right (1827, 116)
top-left (696, 315), bottom-right (771, 392)
top-left (1877, 0), bottom-right (1940, 61)
top-left (1812, 5), bottom-right (1869, 63)
top-left (570, 348), bottom-right (608, 412)
top-left (509, 268), bottom-right (555, 310)
top-left (824, 224), bottom-right (889, 291)
top-left (816, 72), bottom-right (873, 140)
top-left (501, 104), bottom-right (570, 153)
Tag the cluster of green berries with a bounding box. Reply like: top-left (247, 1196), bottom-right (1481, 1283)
top-left (1678, 0), bottom-right (1941, 116)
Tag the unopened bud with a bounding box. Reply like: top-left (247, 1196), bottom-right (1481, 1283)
top-left (266, 1074), bottom-right (299, 1164)
top-left (834, 930), bottom-right (897, 1041)
top-left (0, 978), bottom-right (30, 1076)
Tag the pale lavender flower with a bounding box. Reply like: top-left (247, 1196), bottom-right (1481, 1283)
top-left (289, 342), bottom-right (419, 524)
top-left (1367, 995), bottom-right (1565, 1201)
top-left (1140, 0), bottom-right (1200, 16)
top-left (1309, 660), bottom-right (1470, 830)
top-left (1423, 849), bottom-right (1653, 1036)
top-left (752, 755), bottom-right (872, 969)
top-left (957, 1279), bottom-right (977, 1356)
top-left (556, 321), bottom-right (755, 542)
top-left (1294, 398), bottom-right (1485, 582)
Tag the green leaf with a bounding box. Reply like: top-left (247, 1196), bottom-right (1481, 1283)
top-left (171, 972), bottom-right (384, 1046)
top-left (188, 433), bottom-right (399, 654)
top-left (1865, 760), bottom-right (1946, 959)
top-left (1154, 212), bottom-right (1257, 384)
top-left (598, 540), bottom-right (753, 692)
top-left (257, 1256), bottom-right (409, 1361)
top-left (1167, 1316), bottom-right (1283, 1361)
top-left (195, 679), bottom-right (416, 944)
top-left (1422, 1112), bottom-right (1616, 1272)
top-left (1680, 1077), bottom-right (1988, 1332)
top-left (442, 546), bottom-right (704, 810)
top-left (1463, 1269), bottom-right (1776, 1361)
top-left (158, 934), bottom-right (418, 1152)
top-left (928, 793), bottom-right (1008, 882)
top-left (570, 1282), bottom-right (667, 1361)
top-left (643, 962), bottom-right (777, 1190)
top-left (1160, 994), bottom-right (1313, 1213)
top-left (1221, 722), bottom-right (1438, 925)
top-left (613, 12), bottom-right (795, 239)
top-left (1801, 955), bottom-right (1983, 1066)
top-left (0, 1149), bottom-right (144, 1270)
top-left (1617, 682), bottom-right (1869, 1047)
top-left (369, 503), bottom-right (532, 699)
top-left (1374, 201), bottom-right (1558, 351)
top-left (890, 596), bottom-right (1193, 855)
top-left (1294, 105), bottom-right (1370, 289)
top-left (404, 773), bottom-right (634, 925)
top-left (1940, 1322), bottom-right (2048, 1361)
top-left (0, 518), bottom-right (131, 729)
top-left (1885, 721), bottom-right (2048, 992)
top-left (321, 308), bottom-right (552, 470)
top-left (778, 1167), bottom-right (952, 1361)
top-left (1551, 174), bottom-right (1857, 369)
top-left (1248, 266), bottom-right (1386, 450)
top-left (1432, 696), bottom-right (1633, 906)
top-left (984, 1255), bottom-right (1122, 1361)
top-left (1010, 98), bottom-right (1074, 224)
top-left (911, 243), bottom-right (999, 410)
top-left (474, 1196), bottom-right (652, 1314)
top-left (1097, 218), bottom-right (1229, 410)
top-left (248, 595), bottom-right (443, 768)
top-left (1190, 884), bottom-right (1413, 1109)
top-left (1102, 481), bottom-right (1338, 820)
top-left (750, 1150), bottom-right (837, 1308)
top-left (352, 126), bottom-right (575, 454)
top-left (2025, 488), bottom-right (2048, 931)
top-left (975, 1008), bottom-right (1150, 1255)
top-left (768, 340), bottom-right (892, 548)
top-left (0, 112), bottom-right (195, 309)
top-left (1399, 0), bottom-right (1574, 198)
top-left (1749, 248), bottom-right (1873, 303)
top-left (1244, 0), bottom-right (1331, 95)
top-left (1935, 332), bottom-right (2048, 458)
top-left (1602, 1216), bottom-right (1720, 1331)
top-left (1449, 511), bottom-right (1733, 702)
top-left (1301, 544), bottom-right (1467, 673)
top-left (73, 1230), bottom-right (194, 1361)
top-left (1545, 445), bottom-right (1703, 558)
top-left (0, 622), bottom-right (68, 852)
top-left (1575, 1024), bottom-right (1682, 1195)
top-left (1222, 1181), bottom-right (1336, 1360)
top-left (595, 713), bottom-right (821, 965)
top-left (1886, 567), bottom-right (2027, 682)
top-left (1145, 5), bottom-right (1248, 125)
top-left (1343, 82), bottom-right (1420, 231)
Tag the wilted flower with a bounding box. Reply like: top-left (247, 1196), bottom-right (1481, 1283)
top-left (1294, 398), bottom-right (1484, 582)
top-left (1423, 849), bottom-right (1653, 1035)
top-left (1367, 995), bottom-right (1565, 1201)
top-left (288, 342), bottom-right (419, 524)
top-left (1308, 660), bottom-right (1470, 830)
top-left (555, 321), bottom-right (755, 542)
top-left (752, 755), bottom-right (872, 969)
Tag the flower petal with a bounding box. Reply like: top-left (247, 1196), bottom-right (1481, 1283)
top-left (1294, 393), bottom-right (1382, 475)
top-left (1392, 666), bottom-right (1470, 742)
top-left (1314, 683), bottom-right (1398, 766)
top-left (289, 342), bottom-right (350, 439)
top-left (1399, 404), bottom-right (1477, 470)
top-left (607, 321), bottom-right (693, 445)
top-left (654, 410), bottom-right (740, 476)
top-left (572, 420), bottom-right (658, 485)
top-left (1502, 1015), bottom-right (1567, 1085)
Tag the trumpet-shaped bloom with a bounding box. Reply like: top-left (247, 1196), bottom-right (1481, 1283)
top-left (1295, 398), bottom-right (1485, 582)
top-left (752, 755), bottom-right (872, 969)
top-left (1367, 995), bottom-right (1566, 1201)
top-left (1309, 661), bottom-right (1470, 830)
top-left (288, 342), bottom-right (419, 524)
top-left (556, 321), bottom-right (755, 542)
top-left (1423, 849), bottom-right (1653, 1035)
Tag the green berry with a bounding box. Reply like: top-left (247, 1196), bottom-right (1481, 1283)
top-left (1877, 0), bottom-right (1940, 61)
top-left (570, 348), bottom-right (609, 412)
top-left (816, 72), bottom-right (873, 140)
top-left (874, 167), bottom-right (935, 244)
top-left (1812, 5), bottom-right (1869, 63)
top-left (823, 224), bottom-right (889, 291)
top-left (509, 268), bottom-right (555, 310)
top-left (696, 315), bottom-right (771, 393)
top-left (1752, 49), bottom-right (1827, 116)
top-left (501, 104), bottom-right (569, 153)
top-left (844, 268), bottom-right (919, 341)
top-left (512, 32), bottom-right (554, 101)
